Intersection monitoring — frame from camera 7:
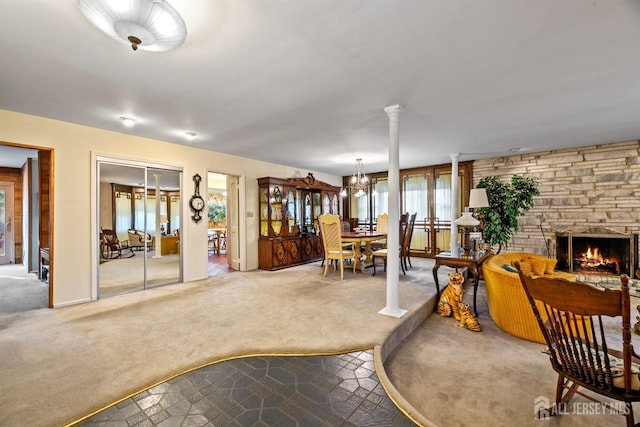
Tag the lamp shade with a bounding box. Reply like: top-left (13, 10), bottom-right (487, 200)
top-left (468, 188), bottom-right (489, 208)
top-left (159, 214), bottom-right (169, 224)
top-left (455, 211), bottom-right (480, 227)
top-left (78, 0), bottom-right (187, 52)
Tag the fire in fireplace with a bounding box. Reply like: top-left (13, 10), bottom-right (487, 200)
top-left (575, 245), bottom-right (620, 275)
top-left (556, 232), bottom-right (638, 277)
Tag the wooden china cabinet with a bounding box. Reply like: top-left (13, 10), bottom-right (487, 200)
top-left (258, 173), bottom-right (341, 270)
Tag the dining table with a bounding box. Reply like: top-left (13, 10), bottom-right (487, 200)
top-left (341, 231), bottom-right (387, 272)
top-left (207, 228), bottom-right (226, 255)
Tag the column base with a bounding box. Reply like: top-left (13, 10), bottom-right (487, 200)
top-left (378, 306), bottom-right (408, 318)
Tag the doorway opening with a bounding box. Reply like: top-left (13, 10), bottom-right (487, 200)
top-left (207, 171), bottom-right (240, 275)
top-left (0, 142), bottom-right (53, 313)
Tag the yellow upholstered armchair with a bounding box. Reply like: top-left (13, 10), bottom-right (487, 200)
top-left (127, 229), bottom-right (154, 251)
top-left (482, 252), bottom-right (575, 343)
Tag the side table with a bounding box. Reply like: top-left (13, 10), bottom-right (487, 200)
top-left (433, 250), bottom-right (491, 316)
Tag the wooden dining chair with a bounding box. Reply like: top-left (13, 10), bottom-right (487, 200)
top-left (371, 213), bottom-right (410, 276)
top-left (404, 212), bottom-right (417, 269)
top-left (517, 267), bottom-right (640, 425)
top-left (318, 214), bottom-right (357, 280)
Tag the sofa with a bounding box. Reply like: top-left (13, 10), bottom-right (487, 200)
top-left (482, 251), bottom-right (575, 343)
top-left (127, 230), bottom-right (154, 251)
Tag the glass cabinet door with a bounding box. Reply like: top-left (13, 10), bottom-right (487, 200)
top-left (304, 194), bottom-right (312, 227)
top-left (313, 192), bottom-right (321, 232)
top-left (286, 189), bottom-right (296, 233)
top-left (322, 194), bottom-right (330, 214)
top-left (270, 186), bottom-right (282, 236)
top-left (259, 184), bottom-right (269, 236)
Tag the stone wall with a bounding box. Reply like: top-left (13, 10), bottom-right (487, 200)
top-left (472, 140), bottom-right (640, 256)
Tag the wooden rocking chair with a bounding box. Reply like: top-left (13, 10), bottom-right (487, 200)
top-left (101, 228), bottom-right (134, 259)
top-left (517, 266), bottom-right (640, 426)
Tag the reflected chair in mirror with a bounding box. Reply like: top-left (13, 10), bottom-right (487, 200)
top-left (517, 268), bottom-right (640, 426)
top-left (127, 229), bottom-right (153, 251)
top-left (319, 214), bottom-right (357, 280)
top-left (372, 213), bottom-right (412, 276)
top-left (101, 228), bottom-right (134, 259)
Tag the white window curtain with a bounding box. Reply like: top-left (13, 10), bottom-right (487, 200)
top-left (114, 191), bottom-right (131, 242)
top-left (373, 179), bottom-right (389, 218)
top-left (402, 175), bottom-right (428, 219)
top-left (435, 173), bottom-right (452, 222)
top-left (135, 195), bottom-right (146, 232)
top-left (402, 174), bottom-right (428, 252)
top-left (145, 197), bottom-right (157, 235)
top-left (356, 196), bottom-right (368, 224)
top-left (170, 196), bottom-right (179, 234)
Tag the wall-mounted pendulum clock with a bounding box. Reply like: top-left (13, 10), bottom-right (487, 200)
top-left (189, 173), bottom-right (205, 223)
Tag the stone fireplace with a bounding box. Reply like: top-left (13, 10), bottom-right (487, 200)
top-left (556, 231), bottom-right (638, 278)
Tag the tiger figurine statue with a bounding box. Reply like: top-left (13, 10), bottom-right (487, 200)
top-left (436, 271), bottom-right (465, 320)
top-left (457, 302), bottom-right (481, 332)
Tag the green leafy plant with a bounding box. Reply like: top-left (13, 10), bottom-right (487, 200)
top-left (476, 175), bottom-right (539, 254)
top-left (208, 203), bottom-right (226, 224)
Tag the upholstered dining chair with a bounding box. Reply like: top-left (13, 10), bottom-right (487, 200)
top-left (517, 267), bottom-right (640, 426)
top-left (318, 214), bottom-right (357, 280)
top-left (371, 213), bottom-right (412, 275)
top-left (370, 213), bottom-right (388, 251)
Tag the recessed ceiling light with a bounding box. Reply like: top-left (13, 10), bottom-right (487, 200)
top-left (120, 116), bottom-right (136, 127)
top-left (184, 131), bottom-right (197, 140)
top-left (509, 147), bottom-right (521, 153)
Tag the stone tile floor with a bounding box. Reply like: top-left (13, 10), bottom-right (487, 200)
top-left (76, 350), bottom-right (416, 426)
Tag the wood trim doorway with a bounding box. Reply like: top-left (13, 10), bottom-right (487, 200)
top-left (0, 141), bottom-right (54, 309)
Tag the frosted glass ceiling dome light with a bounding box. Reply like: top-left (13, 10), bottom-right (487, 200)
top-left (120, 116), bottom-right (136, 127)
top-left (77, 0), bottom-right (187, 52)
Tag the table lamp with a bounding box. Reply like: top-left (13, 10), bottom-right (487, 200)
top-left (468, 188), bottom-right (489, 249)
top-left (160, 214), bottom-right (169, 236)
top-left (455, 209), bottom-right (480, 255)
top-left (455, 188), bottom-right (489, 255)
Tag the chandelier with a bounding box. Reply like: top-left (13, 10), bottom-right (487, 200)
top-left (341, 158), bottom-right (369, 198)
top-left (78, 0), bottom-right (187, 52)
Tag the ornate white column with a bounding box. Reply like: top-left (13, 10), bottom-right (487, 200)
top-left (379, 104), bottom-right (407, 318)
top-left (450, 153), bottom-right (459, 256)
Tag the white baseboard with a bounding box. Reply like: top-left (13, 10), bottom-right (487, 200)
top-left (53, 297), bottom-right (91, 308)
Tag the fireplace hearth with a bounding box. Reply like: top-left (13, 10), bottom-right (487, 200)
top-left (556, 232), bottom-right (638, 278)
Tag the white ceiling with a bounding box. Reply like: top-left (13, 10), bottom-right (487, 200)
top-left (1, 0), bottom-right (639, 176)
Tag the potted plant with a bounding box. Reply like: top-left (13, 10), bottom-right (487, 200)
top-left (475, 175), bottom-right (539, 254)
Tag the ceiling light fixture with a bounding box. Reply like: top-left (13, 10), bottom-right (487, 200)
top-left (77, 0), bottom-right (187, 52)
top-left (341, 158), bottom-right (369, 198)
top-left (120, 116), bottom-right (136, 127)
top-left (184, 131), bottom-right (197, 140)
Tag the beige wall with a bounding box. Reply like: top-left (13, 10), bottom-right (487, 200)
top-left (473, 140), bottom-right (640, 256)
top-left (0, 110), bottom-right (341, 307)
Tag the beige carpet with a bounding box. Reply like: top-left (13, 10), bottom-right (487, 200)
top-left (0, 264), bottom-right (48, 314)
top-left (1, 258), bottom-right (637, 427)
top-left (0, 260), bottom-right (434, 426)
top-left (385, 273), bottom-right (640, 427)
